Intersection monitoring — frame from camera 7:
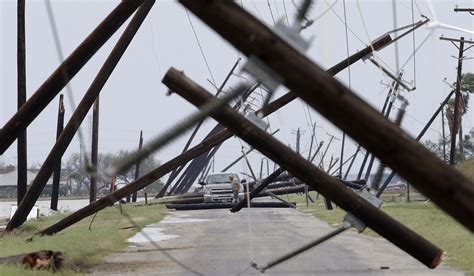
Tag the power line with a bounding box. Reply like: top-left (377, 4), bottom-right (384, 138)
top-left (184, 8), bottom-right (217, 87)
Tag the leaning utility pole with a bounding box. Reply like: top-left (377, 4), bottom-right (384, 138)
top-left (180, 0), bottom-right (474, 231)
top-left (163, 68), bottom-right (442, 268)
top-left (17, 0), bottom-right (27, 204)
top-left (90, 97), bottom-right (100, 203)
top-left (6, 0), bottom-right (155, 231)
top-left (50, 95), bottom-right (65, 211)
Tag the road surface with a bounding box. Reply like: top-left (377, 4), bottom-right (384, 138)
top-left (92, 208), bottom-right (463, 275)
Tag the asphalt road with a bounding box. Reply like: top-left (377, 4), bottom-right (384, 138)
top-left (91, 208), bottom-right (463, 275)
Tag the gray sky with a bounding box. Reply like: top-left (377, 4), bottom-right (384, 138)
top-left (1, 0), bottom-right (473, 181)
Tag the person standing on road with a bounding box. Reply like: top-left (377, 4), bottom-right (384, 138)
top-left (230, 175), bottom-right (240, 203)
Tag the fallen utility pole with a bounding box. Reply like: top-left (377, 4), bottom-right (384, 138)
top-left (6, 0), bottom-right (155, 231)
top-left (231, 167), bottom-right (284, 213)
top-left (50, 95), bottom-right (65, 211)
top-left (38, 32), bottom-right (392, 235)
top-left (0, 0), bottom-right (145, 154)
top-left (17, 0), bottom-right (27, 204)
top-left (180, 0), bottom-right (474, 231)
top-left (90, 97), bottom-right (100, 203)
top-left (163, 68), bottom-right (443, 268)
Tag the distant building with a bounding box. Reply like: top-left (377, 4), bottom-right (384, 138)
top-left (0, 165), bottom-right (67, 198)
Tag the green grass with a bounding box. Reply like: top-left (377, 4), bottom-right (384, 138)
top-left (289, 192), bottom-right (473, 275)
top-left (458, 158), bottom-right (474, 182)
top-left (0, 202), bottom-right (167, 275)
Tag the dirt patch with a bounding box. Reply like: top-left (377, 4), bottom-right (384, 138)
top-left (92, 260), bottom-right (172, 273)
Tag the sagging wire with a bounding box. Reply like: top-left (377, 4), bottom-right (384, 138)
top-left (354, 0), bottom-right (417, 93)
top-left (282, 0), bottom-right (290, 27)
top-left (184, 8), bottom-right (217, 87)
top-left (341, 0), bottom-right (352, 178)
top-left (45, 0), bottom-right (91, 169)
top-left (267, 0), bottom-right (277, 25)
top-left (392, 0), bottom-right (400, 73)
top-left (355, 0), bottom-right (387, 81)
top-left (325, 0), bottom-right (365, 45)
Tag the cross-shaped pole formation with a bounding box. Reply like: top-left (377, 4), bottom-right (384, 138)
top-left (439, 36), bottom-right (474, 165)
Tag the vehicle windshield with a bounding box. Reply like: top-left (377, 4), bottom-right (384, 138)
top-left (206, 173), bottom-right (236, 184)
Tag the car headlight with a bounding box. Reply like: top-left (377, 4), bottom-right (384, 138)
top-left (204, 187), bottom-right (211, 195)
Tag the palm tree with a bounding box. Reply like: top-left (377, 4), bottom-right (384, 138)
top-left (445, 73), bottom-right (473, 160)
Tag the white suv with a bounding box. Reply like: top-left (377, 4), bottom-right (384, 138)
top-left (202, 172), bottom-right (244, 203)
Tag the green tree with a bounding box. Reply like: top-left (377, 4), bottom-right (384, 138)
top-left (64, 150), bottom-right (163, 196)
top-left (445, 73), bottom-right (473, 161)
top-left (424, 127), bottom-right (474, 162)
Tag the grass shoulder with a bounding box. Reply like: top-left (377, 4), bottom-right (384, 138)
top-left (289, 191), bottom-right (473, 275)
top-left (0, 201), bottom-right (166, 275)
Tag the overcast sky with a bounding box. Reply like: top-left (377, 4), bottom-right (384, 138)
top-left (1, 0), bottom-right (473, 181)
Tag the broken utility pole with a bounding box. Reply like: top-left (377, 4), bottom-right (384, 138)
top-left (17, 0), bottom-right (27, 204)
top-left (163, 68), bottom-right (442, 268)
top-left (180, 0), bottom-right (474, 231)
top-left (90, 97), bottom-right (100, 203)
top-left (0, 0), bottom-right (145, 154)
top-left (38, 31), bottom-right (392, 236)
top-left (50, 95), bottom-right (65, 211)
top-left (132, 130), bottom-right (144, 203)
top-left (6, 0), bottom-right (155, 231)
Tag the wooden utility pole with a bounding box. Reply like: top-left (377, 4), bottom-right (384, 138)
top-left (90, 97), bottom-right (99, 203)
top-left (6, 0), bottom-right (155, 231)
top-left (132, 130), bottom-right (144, 203)
top-left (50, 95), bottom-right (65, 211)
top-left (17, 0), bottom-right (27, 204)
top-left (38, 32), bottom-right (392, 235)
top-left (162, 69), bottom-right (443, 268)
top-left (180, 0), bottom-right (474, 231)
top-left (441, 107), bottom-right (447, 163)
top-left (0, 0), bottom-right (145, 155)
top-left (442, 37), bottom-right (465, 165)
